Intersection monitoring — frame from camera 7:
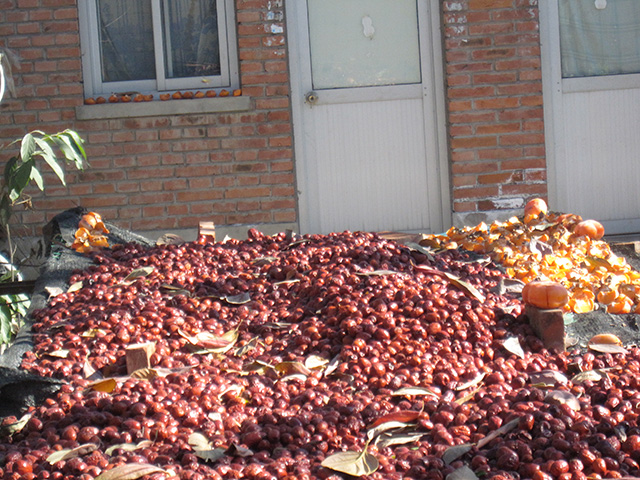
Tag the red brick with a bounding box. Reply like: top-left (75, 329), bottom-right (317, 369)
top-left (469, 0), bottom-right (512, 10)
top-left (499, 133), bottom-right (545, 146)
top-left (273, 211), bottom-right (296, 223)
top-left (502, 158), bottom-right (546, 170)
top-left (453, 186), bottom-right (500, 200)
top-left (452, 201), bottom-right (475, 213)
top-left (474, 97), bottom-right (520, 110)
top-left (502, 183), bottom-right (547, 196)
top-left (451, 162), bottom-right (499, 175)
top-left (476, 123), bottom-right (520, 135)
top-left (478, 172), bottom-right (517, 185)
top-left (450, 136), bottom-right (498, 149)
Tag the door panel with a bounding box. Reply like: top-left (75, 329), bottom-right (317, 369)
top-left (541, 1), bottom-right (640, 235)
top-left (558, 90), bottom-right (640, 219)
top-left (287, 0), bottom-right (449, 234)
top-left (308, 99), bottom-right (431, 233)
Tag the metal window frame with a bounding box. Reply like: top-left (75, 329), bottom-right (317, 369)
top-left (78, 0), bottom-right (238, 97)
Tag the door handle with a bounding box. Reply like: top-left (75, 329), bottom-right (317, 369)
top-left (305, 91), bottom-right (318, 105)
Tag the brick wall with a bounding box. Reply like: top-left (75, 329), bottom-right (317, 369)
top-left (0, 0), bottom-right (295, 239)
top-left (1, 0), bottom-right (549, 239)
top-left (442, 0), bottom-right (546, 226)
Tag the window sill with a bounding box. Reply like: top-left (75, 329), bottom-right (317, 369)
top-left (75, 96), bottom-right (252, 120)
top-left (562, 73), bottom-right (640, 93)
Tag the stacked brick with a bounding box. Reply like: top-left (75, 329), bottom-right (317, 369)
top-left (0, 0), bottom-right (296, 237)
top-left (0, 0), bottom-right (550, 236)
top-left (442, 0), bottom-right (546, 224)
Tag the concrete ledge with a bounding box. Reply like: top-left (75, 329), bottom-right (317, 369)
top-left (76, 96), bottom-right (252, 120)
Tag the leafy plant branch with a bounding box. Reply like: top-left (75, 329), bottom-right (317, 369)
top-left (0, 129), bottom-right (87, 347)
top-left (1, 129), bottom-right (87, 235)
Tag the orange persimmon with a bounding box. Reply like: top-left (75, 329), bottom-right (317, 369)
top-left (522, 280), bottom-right (569, 310)
top-left (607, 295), bottom-right (633, 314)
top-left (574, 220), bottom-right (605, 240)
top-left (524, 198), bottom-right (547, 224)
top-left (524, 198), bottom-right (547, 217)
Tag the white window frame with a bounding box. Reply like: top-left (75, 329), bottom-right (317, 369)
top-left (78, 0), bottom-right (239, 97)
top-left (546, 1), bottom-right (640, 94)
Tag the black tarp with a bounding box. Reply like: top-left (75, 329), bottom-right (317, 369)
top-left (0, 207), bottom-right (154, 417)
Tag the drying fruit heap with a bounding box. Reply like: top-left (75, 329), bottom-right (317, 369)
top-left (421, 199), bottom-right (640, 315)
top-left (2, 228), bottom-right (640, 480)
top-left (71, 212), bottom-right (111, 254)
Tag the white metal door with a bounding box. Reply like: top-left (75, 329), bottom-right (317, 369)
top-left (541, 1), bottom-right (640, 235)
top-left (286, 0), bottom-right (449, 235)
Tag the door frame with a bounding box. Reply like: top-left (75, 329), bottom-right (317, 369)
top-left (539, 2), bottom-right (563, 215)
top-left (285, 0), bottom-right (451, 234)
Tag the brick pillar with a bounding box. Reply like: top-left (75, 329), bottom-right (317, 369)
top-left (442, 0), bottom-right (546, 227)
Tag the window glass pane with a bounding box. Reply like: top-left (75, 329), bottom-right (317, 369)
top-left (97, 0), bottom-right (155, 82)
top-left (559, 0), bottom-right (640, 78)
top-left (307, 0), bottom-right (421, 89)
top-left (162, 0), bottom-right (221, 79)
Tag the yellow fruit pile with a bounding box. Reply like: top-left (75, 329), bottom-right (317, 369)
top-left (420, 200), bottom-right (640, 314)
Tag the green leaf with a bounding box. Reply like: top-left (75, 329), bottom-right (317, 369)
top-left (34, 136), bottom-right (57, 161)
top-left (9, 159), bottom-right (34, 201)
top-left (0, 195), bottom-right (11, 226)
top-left (0, 304), bottom-right (12, 344)
top-left (39, 139), bottom-right (67, 186)
top-left (52, 132), bottom-right (85, 170)
top-left (20, 133), bottom-right (36, 163)
top-left (63, 130), bottom-right (87, 165)
top-left (30, 166), bottom-right (44, 191)
top-left (321, 450), bottom-right (379, 477)
top-left (4, 156), bottom-right (19, 185)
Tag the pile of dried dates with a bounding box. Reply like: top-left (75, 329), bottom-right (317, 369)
top-left (1, 229), bottom-right (638, 480)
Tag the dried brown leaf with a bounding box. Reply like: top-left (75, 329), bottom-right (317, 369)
top-left (321, 450), bottom-right (379, 477)
top-left (88, 378), bottom-right (117, 393)
top-left (94, 463), bottom-right (166, 480)
top-left (443, 444), bottom-right (473, 465)
top-left (47, 443), bottom-right (98, 464)
top-left (476, 418), bottom-right (519, 449)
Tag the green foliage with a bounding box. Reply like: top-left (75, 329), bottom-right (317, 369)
top-left (0, 273), bottom-right (30, 349)
top-left (1, 130), bottom-right (87, 230)
top-left (0, 129), bottom-right (87, 348)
